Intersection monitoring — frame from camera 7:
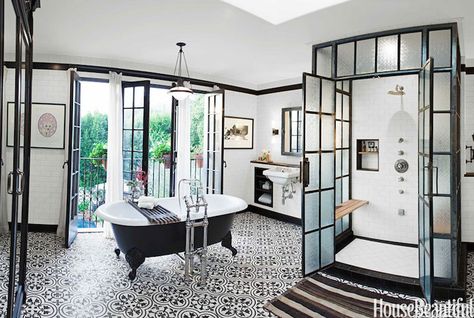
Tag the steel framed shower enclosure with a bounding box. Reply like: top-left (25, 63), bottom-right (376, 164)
top-left (302, 23), bottom-right (462, 302)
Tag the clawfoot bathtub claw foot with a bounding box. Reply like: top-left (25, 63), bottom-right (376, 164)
top-left (125, 248), bottom-right (145, 280)
top-left (221, 231), bottom-right (237, 256)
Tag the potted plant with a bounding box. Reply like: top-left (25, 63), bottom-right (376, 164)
top-left (89, 143), bottom-right (107, 170)
top-left (151, 142), bottom-right (172, 169)
top-left (193, 145), bottom-right (204, 168)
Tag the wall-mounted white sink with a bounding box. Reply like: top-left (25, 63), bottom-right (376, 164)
top-left (263, 167), bottom-right (299, 186)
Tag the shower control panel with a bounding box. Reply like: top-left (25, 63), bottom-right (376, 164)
top-left (394, 159), bottom-right (409, 173)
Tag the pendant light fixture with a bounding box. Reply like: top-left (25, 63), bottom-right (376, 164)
top-left (168, 42), bottom-right (193, 101)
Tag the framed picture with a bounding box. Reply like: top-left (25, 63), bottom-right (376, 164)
top-left (224, 116), bottom-right (254, 149)
top-left (7, 102), bottom-right (66, 149)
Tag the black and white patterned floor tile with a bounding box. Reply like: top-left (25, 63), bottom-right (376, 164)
top-left (0, 212), bottom-right (302, 318)
top-left (0, 212), bottom-right (473, 317)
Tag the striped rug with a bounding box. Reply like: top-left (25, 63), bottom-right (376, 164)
top-left (264, 274), bottom-right (418, 318)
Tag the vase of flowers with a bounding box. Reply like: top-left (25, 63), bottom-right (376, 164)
top-left (127, 168), bottom-right (147, 202)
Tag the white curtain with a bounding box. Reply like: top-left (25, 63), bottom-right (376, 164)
top-left (0, 67), bottom-right (9, 234)
top-left (104, 72), bottom-right (123, 239)
top-left (174, 98), bottom-right (191, 198)
top-left (57, 69), bottom-right (73, 237)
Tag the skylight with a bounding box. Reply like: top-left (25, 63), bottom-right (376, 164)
top-left (221, 0), bottom-right (350, 25)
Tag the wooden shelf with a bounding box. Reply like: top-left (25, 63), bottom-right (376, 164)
top-left (336, 199), bottom-right (369, 220)
top-left (358, 151), bottom-right (379, 154)
top-left (356, 139), bottom-right (379, 171)
top-left (255, 188), bottom-right (272, 194)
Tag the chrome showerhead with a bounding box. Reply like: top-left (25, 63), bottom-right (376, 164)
top-left (388, 85), bottom-right (405, 96)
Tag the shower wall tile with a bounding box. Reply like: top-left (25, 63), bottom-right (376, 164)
top-left (351, 75), bottom-right (419, 244)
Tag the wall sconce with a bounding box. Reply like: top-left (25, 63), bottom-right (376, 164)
top-left (272, 129), bottom-right (279, 136)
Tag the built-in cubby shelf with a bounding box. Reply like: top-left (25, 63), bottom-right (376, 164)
top-left (356, 139), bottom-right (379, 171)
top-left (254, 167), bottom-right (273, 207)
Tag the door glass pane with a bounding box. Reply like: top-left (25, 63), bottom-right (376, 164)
top-left (433, 113), bottom-right (450, 152)
top-left (336, 93), bottom-right (342, 120)
top-left (123, 109), bottom-right (133, 129)
top-left (305, 113), bottom-right (319, 152)
top-left (434, 238), bottom-right (452, 278)
top-left (429, 29), bottom-right (451, 68)
top-left (337, 42), bottom-right (354, 77)
top-left (342, 95), bottom-right (350, 121)
top-left (336, 150), bottom-right (342, 177)
top-left (304, 231), bottom-right (320, 274)
top-left (133, 131), bottom-right (144, 151)
top-left (124, 87), bottom-right (133, 108)
top-left (342, 149), bottom-right (349, 176)
top-left (342, 215), bottom-right (349, 231)
top-left (321, 227), bottom-right (335, 267)
top-left (342, 176), bottom-right (349, 202)
top-left (304, 192), bottom-right (319, 232)
top-left (305, 76), bottom-right (320, 112)
top-left (307, 153), bottom-right (320, 191)
top-left (316, 46), bottom-right (332, 78)
top-left (433, 196), bottom-right (451, 234)
top-left (134, 109), bottom-right (144, 129)
top-left (335, 219), bottom-right (342, 236)
top-left (321, 190), bottom-right (334, 228)
top-left (321, 115), bottom-right (334, 151)
top-left (377, 35), bottom-right (398, 72)
top-left (335, 178), bottom-right (342, 205)
top-left (356, 38), bottom-right (375, 74)
top-left (123, 130), bottom-right (132, 150)
top-left (342, 122), bottom-right (350, 148)
top-left (321, 80), bottom-right (335, 113)
top-left (433, 155), bottom-right (451, 195)
top-left (321, 153), bottom-right (334, 189)
top-left (400, 32), bottom-right (422, 69)
top-left (134, 86), bottom-right (144, 108)
top-left (433, 72), bottom-right (451, 111)
top-left (336, 121), bottom-right (342, 149)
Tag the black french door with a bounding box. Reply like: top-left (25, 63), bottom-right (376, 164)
top-left (65, 71), bottom-right (82, 248)
top-left (418, 58), bottom-right (434, 304)
top-left (6, 1), bottom-right (37, 316)
top-left (122, 81), bottom-right (150, 196)
top-left (203, 90), bottom-right (224, 194)
top-left (301, 73), bottom-right (336, 276)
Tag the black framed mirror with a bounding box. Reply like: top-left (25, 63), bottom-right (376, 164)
top-left (281, 107), bottom-right (302, 156)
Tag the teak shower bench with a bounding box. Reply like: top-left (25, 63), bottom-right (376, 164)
top-left (335, 199), bottom-right (369, 220)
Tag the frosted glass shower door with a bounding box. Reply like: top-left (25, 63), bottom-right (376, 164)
top-left (302, 73), bottom-right (336, 276)
top-left (418, 58), bottom-right (434, 304)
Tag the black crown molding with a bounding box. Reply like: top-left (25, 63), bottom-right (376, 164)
top-left (3, 61), bottom-right (302, 96)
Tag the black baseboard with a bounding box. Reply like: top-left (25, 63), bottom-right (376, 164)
top-left (354, 235), bottom-right (418, 248)
top-left (464, 242), bottom-right (474, 252)
top-left (247, 204), bottom-right (301, 225)
top-left (8, 222), bottom-right (57, 233)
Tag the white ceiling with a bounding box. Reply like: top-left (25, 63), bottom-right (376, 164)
top-left (4, 0), bottom-right (474, 88)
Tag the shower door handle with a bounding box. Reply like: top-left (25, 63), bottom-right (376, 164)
top-left (7, 172), bottom-right (14, 194)
top-left (301, 158), bottom-right (309, 187)
top-left (433, 166), bottom-right (439, 195)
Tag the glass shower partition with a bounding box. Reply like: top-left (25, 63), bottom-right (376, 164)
top-left (418, 58), bottom-right (434, 304)
top-left (302, 73), bottom-right (336, 276)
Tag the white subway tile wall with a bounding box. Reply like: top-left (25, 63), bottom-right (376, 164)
top-left (351, 75), bottom-right (419, 244)
top-left (462, 74), bottom-right (474, 242)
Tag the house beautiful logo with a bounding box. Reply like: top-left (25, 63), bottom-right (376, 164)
top-left (373, 298), bottom-right (474, 317)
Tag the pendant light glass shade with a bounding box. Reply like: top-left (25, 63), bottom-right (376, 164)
top-left (168, 83), bottom-right (193, 101)
top-left (168, 42), bottom-right (193, 100)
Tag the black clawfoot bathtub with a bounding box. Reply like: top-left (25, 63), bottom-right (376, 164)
top-left (97, 194), bottom-right (247, 280)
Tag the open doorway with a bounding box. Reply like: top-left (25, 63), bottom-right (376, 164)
top-left (78, 80), bottom-right (109, 232)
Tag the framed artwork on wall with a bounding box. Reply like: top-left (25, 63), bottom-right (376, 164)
top-left (224, 116), bottom-right (254, 149)
top-left (7, 102), bottom-right (66, 149)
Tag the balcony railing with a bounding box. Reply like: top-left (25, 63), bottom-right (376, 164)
top-left (77, 157), bottom-right (203, 230)
top-left (79, 157), bottom-right (107, 230)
